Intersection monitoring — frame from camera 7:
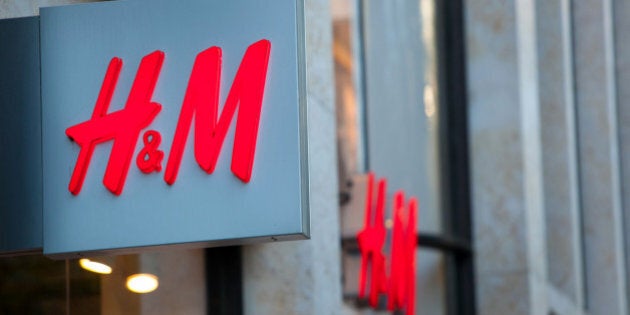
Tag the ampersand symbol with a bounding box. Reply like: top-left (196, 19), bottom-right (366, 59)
top-left (136, 130), bottom-right (164, 174)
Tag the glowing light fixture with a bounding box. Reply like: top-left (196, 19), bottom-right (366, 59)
top-left (79, 258), bottom-right (112, 274)
top-left (126, 273), bottom-right (159, 293)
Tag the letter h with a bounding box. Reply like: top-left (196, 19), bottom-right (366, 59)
top-left (66, 51), bottom-right (164, 195)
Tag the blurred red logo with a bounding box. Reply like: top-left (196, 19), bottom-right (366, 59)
top-left (357, 172), bottom-right (418, 315)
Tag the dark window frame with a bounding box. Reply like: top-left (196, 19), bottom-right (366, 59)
top-left (435, 0), bottom-right (476, 315)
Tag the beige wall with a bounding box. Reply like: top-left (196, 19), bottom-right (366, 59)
top-left (242, 0), bottom-right (345, 314)
top-left (468, 0), bottom-right (630, 314)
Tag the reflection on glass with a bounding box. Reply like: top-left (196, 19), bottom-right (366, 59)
top-left (333, 0), bottom-right (364, 189)
top-left (100, 250), bottom-right (206, 315)
top-left (424, 84), bottom-right (436, 118)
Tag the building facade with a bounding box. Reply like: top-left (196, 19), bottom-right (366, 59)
top-left (0, 0), bottom-right (629, 315)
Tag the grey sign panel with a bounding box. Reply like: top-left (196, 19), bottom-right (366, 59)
top-left (40, 0), bottom-right (308, 257)
top-left (0, 17), bottom-right (43, 255)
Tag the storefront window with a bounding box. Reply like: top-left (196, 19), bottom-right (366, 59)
top-left (334, 0), bottom-right (474, 314)
top-left (0, 255), bottom-right (75, 314)
top-left (0, 249), bottom-right (208, 315)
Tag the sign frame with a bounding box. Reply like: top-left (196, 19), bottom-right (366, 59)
top-left (40, 0), bottom-right (309, 258)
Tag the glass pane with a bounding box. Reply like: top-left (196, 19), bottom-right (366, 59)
top-left (361, 0), bottom-right (442, 235)
top-left (0, 249), bottom-right (207, 315)
top-left (334, 1), bottom-right (448, 314)
top-left (339, 247), bottom-right (447, 315)
top-left (0, 255), bottom-right (68, 314)
top-left (417, 248), bottom-right (446, 315)
top-left (333, 0), bottom-right (366, 189)
top-left (79, 249), bottom-right (207, 315)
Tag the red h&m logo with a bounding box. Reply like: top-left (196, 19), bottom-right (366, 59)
top-left (357, 172), bottom-right (418, 315)
top-left (65, 39), bottom-right (271, 195)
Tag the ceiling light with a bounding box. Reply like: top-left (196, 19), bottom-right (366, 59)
top-left (126, 273), bottom-right (159, 294)
top-left (79, 258), bottom-right (112, 274)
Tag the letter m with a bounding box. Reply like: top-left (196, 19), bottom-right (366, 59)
top-left (164, 39), bottom-right (271, 184)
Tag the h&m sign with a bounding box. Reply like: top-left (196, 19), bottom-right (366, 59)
top-left (40, 0), bottom-right (308, 257)
top-left (66, 40), bottom-right (270, 195)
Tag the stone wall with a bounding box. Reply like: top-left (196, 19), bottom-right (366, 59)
top-left (468, 0), bottom-right (630, 314)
